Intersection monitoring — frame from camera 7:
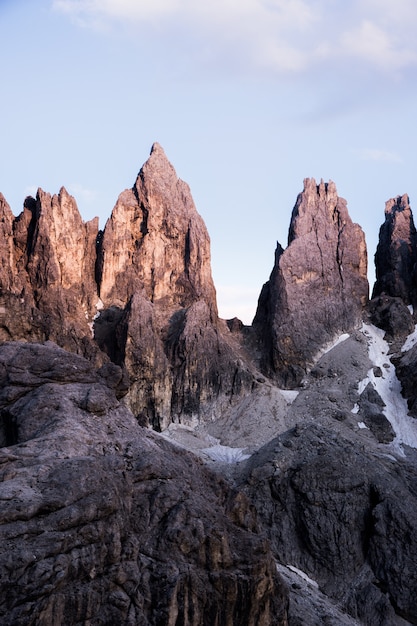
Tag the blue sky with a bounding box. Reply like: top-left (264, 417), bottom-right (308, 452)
top-left (1, 0), bottom-right (417, 323)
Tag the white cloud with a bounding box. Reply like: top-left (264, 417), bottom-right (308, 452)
top-left (358, 149), bottom-right (403, 163)
top-left (52, 0), bottom-right (417, 75)
top-left (341, 19), bottom-right (417, 71)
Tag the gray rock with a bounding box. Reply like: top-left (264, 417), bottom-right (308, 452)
top-left (0, 341), bottom-right (288, 626)
top-left (372, 194), bottom-right (417, 308)
top-left (253, 179), bottom-right (368, 387)
top-left (239, 423), bottom-right (417, 625)
top-left (368, 295), bottom-right (414, 343)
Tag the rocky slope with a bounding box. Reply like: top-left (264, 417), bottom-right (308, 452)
top-left (1, 145), bottom-right (417, 625)
top-left (0, 341), bottom-right (287, 626)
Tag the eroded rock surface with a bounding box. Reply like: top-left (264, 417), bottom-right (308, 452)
top-left (0, 341), bottom-right (287, 626)
top-left (0, 189), bottom-right (101, 362)
top-left (253, 179), bottom-right (368, 387)
top-left (372, 194), bottom-right (417, 308)
top-left (239, 423), bottom-right (417, 626)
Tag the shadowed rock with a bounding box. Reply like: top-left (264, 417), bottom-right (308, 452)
top-left (372, 194), bottom-right (417, 308)
top-left (0, 341), bottom-right (288, 626)
top-left (253, 179), bottom-right (368, 387)
top-left (239, 423), bottom-right (417, 625)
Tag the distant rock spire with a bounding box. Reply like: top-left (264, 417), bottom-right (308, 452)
top-left (372, 194), bottom-right (417, 307)
top-left (253, 178), bottom-right (368, 387)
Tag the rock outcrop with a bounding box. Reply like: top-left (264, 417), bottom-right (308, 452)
top-left (95, 144), bottom-right (254, 429)
top-left (97, 143), bottom-right (217, 313)
top-left (0, 341), bottom-right (288, 626)
top-left (239, 423), bottom-right (417, 625)
top-left (0, 145), bottom-right (255, 430)
top-left (372, 194), bottom-right (417, 308)
top-left (0, 189), bottom-right (102, 362)
top-left (253, 179), bottom-right (368, 387)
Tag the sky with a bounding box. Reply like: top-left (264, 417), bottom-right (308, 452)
top-left (1, 0), bottom-right (417, 323)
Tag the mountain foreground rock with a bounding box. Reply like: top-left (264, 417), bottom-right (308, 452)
top-left (1, 145), bottom-right (417, 625)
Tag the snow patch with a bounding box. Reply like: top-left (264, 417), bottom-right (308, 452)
top-left (279, 389), bottom-right (299, 404)
top-left (358, 422), bottom-right (368, 429)
top-left (314, 333), bottom-right (350, 361)
top-left (201, 444), bottom-right (251, 463)
top-left (360, 323), bottom-right (417, 451)
top-left (96, 298), bottom-right (104, 311)
top-left (408, 305), bottom-right (414, 315)
top-left (402, 324), bottom-right (417, 352)
top-left (351, 403), bottom-right (360, 414)
top-left (286, 565), bottom-right (319, 588)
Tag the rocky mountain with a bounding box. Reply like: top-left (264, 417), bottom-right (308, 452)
top-left (1, 145), bottom-right (417, 625)
top-left (253, 178), bottom-right (368, 387)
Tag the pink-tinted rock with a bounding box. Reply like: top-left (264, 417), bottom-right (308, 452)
top-left (253, 179), bottom-right (368, 387)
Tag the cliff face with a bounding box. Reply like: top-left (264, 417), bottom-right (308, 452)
top-left (3, 146), bottom-right (417, 625)
top-left (0, 341), bottom-right (287, 626)
top-left (0, 145), bottom-right (255, 430)
top-left (373, 194), bottom-right (417, 307)
top-left (253, 178), bottom-right (368, 387)
top-left (97, 143), bottom-right (217, 314)
top-left (95, 144), bottom-right (253, 429)
top-left (0, 189), bottom-right (101, 361)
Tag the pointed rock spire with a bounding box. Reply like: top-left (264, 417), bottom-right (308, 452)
top-left (253, 178), bottom-right (368, 387)
top-left (372, 194), bottom-right (417, 307)
top-left (98, 144), bottom-right (217, 315)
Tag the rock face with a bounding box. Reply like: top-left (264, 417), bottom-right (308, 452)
top-left (253, 179), bottom-right (368, 387)
top-left (0, 341), bottom-right (287, 626)
top-left (0, 145), bottom-right (255, 429)
top-left (95, 144), bottom-right (254, 429)
top-left (97, 143), bottom-right (217, 313)
top-left (240, 423), bottom-right (417, 626)
top-left (372, 194), bottom-right (417, 308)
top-left (0, 189), bottom-right (101, 362)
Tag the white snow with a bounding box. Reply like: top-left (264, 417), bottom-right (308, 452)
top-left (314, 333), bottom-right (350, 361)
top-left (286, 565), bottom-right (319, 588)
top-left (201, 444), bottom-right (251, 463)
top-left (351, 403), bottom-right (360, 414)
top-left (358, 422), bottom-right (368, 429)
top-left (360, 323), bottom-right (417, 452)
top-left (96, 298), bottom-right (104, 311)
top-left (279, 389), bottom-right (299, 404)
top-left (401, 324), bottom-right (417, 352)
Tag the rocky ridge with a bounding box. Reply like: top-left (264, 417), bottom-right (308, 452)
top-left (1, 145), bottom-right (417, 625)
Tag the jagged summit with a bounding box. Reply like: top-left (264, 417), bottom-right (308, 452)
top-left (373, 193), bottom-right (417, 307)
top-left (253, 177), bottom-right (368, 387)
top-left (3, 147), bottom-right (417, 625)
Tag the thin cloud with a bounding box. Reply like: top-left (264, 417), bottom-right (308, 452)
top-left (52, 1), bottom-right (417, 75)
top-left (359, 149), bottom-right (403, 163)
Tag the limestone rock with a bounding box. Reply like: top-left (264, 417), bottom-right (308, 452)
top-left (253, 179), bottom-right (368, 387)
top-left (0, 189), bottom-right (102, 362)
top-left (95, 145), bottom-right (255, 427)
top-left (368, 294), bottom-right (414, 343)
top-left (0, 341), bottom-right (288, 626)
top-left (373, 194), bottom-right (417, 307)
top-left (393, 345), bottom-right (417, 417)
top-left (239, 423), bottom-right (417, 625)
top-left (97, 143), bottom-right (217, 315)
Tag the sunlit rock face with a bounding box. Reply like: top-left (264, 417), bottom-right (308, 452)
top-left (0, 188), bottom-right (101, 362)
top-left (253, 178), bottom-right (368, 387)
top-left (372, 194), bottom-right (417, 308)
top-left (95, 144), bottom-right (254, 429)
top-left (97, 142), bottom-right (217, 315)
